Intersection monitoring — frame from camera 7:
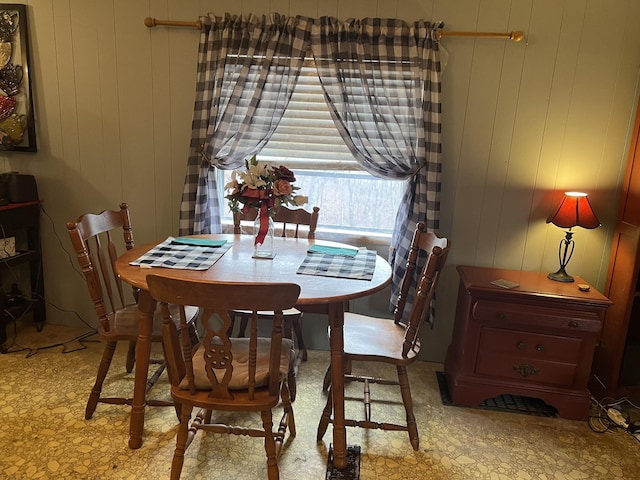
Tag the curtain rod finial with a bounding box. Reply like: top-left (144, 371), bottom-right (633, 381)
top-left (511, 31), bottom-right (525, 42)
top-left (144, 17), bottom-right (156, 28)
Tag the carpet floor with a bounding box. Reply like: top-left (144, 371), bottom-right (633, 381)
top-left (1, 322), bottom-right (640, 479)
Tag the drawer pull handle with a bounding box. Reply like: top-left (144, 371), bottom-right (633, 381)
top-left (569, 321), bottom-right (580, 328)
top-left (513, 364), bottom-right (539, 377)
top-left (517, 342), bottom-right (526, 350)
top-left (536, 344), bottom-right (545, 352)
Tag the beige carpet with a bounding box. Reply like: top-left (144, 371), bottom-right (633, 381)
top-left (1, 323), bottom-right (640, 479)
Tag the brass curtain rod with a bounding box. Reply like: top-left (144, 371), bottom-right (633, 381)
top-left (143, 17), bottom-right (524, 42)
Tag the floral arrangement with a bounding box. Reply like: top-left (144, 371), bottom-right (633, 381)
top-left (225, 156), bottom-right (308, 244)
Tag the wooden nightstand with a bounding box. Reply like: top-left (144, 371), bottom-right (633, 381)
top-left (444, 265), bottom-right (611, 420)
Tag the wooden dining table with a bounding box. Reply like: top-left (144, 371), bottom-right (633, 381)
top-left (115, 233), bottom-right (392, 469)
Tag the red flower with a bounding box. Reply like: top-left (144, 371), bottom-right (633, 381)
top-left (273, 165), bottom-right (296, 182)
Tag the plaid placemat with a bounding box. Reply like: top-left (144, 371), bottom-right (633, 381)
top-left (297, 248), bottom-right (376, 281)
top-left (129, 237), bottom-right (231, 270)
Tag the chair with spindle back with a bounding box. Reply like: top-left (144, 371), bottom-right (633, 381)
top-left (66, 203), bottom-right (198, 419)
top-left (316, 222), bottom-right (449, 450)
top-left (232, 205), bottom-right (320, 362)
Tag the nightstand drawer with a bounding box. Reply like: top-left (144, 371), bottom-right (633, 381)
top-left (472, 300), bottom-right (601, 332)
top-left (478, 327), bottom-right (582, 363)
top-left (476, 351), bottom-right (577, 386)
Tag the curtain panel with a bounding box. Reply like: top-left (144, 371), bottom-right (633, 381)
top-left (179, 13), bottom-right (312, 235)
top-left (309, 17), bottom-right (443, 313)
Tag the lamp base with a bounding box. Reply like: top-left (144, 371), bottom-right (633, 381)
top-left (548, 268), bottom-right (575, 283)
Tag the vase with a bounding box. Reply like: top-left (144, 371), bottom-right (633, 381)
top-left (253, 211), bottom-right (275, 259)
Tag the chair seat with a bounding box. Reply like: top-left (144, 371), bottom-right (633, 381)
top-left (341, 313), bottom-right (420, 363)
top-left (101, 304), bottom-right (199, 342)
top-left (182, 337), bottom-right (295, 391)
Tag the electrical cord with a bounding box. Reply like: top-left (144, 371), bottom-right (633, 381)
top-left (599, 396), bottom-right (640, 411)
top-left (39, 203), bottom-right (85, 278)
top-left (589, 395), bottom-right (640, 443)
top-left (1, 203), bottom-right (97, 357)
top-left (2, 292), bottom-right (98, 357)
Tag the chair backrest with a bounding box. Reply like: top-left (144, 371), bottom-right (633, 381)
top-left (393, 222), bottom-right (449, 356)
top-left (66, 203), bottom-right (135, 332)
top-left (146, 275), bottom-right (301, 400)
top-left (233, 205), bottom-right (320, 239)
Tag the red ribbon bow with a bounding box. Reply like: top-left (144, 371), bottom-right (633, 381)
top-left (242, 189), bottom-right (274, 245)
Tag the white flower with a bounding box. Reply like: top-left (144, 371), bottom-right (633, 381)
top-left (224, 171), bottom-right (240, 192)
top-left (293, 195), bottom-right (308, 206)
top-left (239, 162), bottom-right (269, 189)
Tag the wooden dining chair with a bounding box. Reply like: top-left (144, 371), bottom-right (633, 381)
top-left (316, 222), bottom-right (449, 450)
top-left (66, 203), bottom-right (198, 419)
top-left (232, 205), bottom-right (320, 362)
top-left (146, 274), bottom-right (300, 480)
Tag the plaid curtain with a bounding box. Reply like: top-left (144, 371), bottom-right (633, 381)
top-left (310, 18), bottom-right (444, 314)
top-left (179, 13), bottom-right (312, 235)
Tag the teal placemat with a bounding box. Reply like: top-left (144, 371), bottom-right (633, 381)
top-left (308, 244), bottom-right (358, 257)
top-left (172, 237), bottom-right (227, 247)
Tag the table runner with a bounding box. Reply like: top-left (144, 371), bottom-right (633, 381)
top-left (297, 248), bottom-right (376, 281)
top-left (130, 237), bottom-right (231, 270)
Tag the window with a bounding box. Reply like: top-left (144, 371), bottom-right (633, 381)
top-left (219, 61), bottom-right (406, 235)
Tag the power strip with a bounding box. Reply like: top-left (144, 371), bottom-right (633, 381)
top-left (607, 408), bottom-right (629, 429)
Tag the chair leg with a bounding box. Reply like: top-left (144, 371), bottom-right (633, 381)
top-left (261, 409), bottom-right (279, 480)
top-left (85, 340), bottom-right (117, 420)
top-left (238, 316), bottom-right (249, 338)
top-left (173, 400), bottom-right (182, 420)
top-left (171, 404), bottom-right (194, 480)
top-left (281, 380), bottom-right (296, 437)
top-left (397, 365), bottom-right (419, 450)
top-left (226, 314), bottom-right (236, 337)
top-left (283, 317), bottom-right (293, 342)
top-left (322, 360), bottom-right (351, 391)
top-left (290, 315), bottom-right (307, 361)
top-left (316, 385), bottom-right (333, 442)
top-left (288, 363), bottom-right (297, 402)
top-left (125, 340), bottom-right (136, 373)
top-left (322, 364), bottom-right (331, 392)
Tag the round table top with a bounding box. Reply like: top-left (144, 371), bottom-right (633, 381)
top-left (115, 234), bottom-right (392, 306)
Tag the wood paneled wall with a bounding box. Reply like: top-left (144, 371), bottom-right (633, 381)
top-left (2, 0), bottom-right (639, 361)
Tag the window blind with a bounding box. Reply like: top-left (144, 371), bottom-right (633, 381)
top-left (259, 61), bottom-right (358, 170)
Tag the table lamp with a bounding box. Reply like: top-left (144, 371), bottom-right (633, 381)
top-left (546, 192), bottom-right (600, 282)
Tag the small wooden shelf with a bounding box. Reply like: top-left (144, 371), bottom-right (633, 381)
top-left (0, 200), bottom-right (45, 353)
top-left (0, 250), bottom-right (40, 267)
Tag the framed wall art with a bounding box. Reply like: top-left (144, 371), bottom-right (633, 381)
top-left (0, 4), bottom-right (36, 152)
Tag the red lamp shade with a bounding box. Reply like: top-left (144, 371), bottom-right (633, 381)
top-left (546, 192), bottom-right (600, 229)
